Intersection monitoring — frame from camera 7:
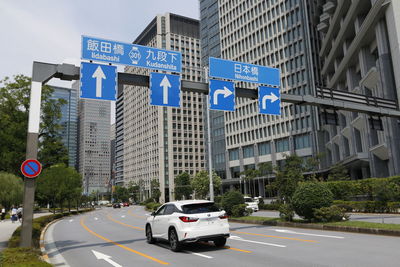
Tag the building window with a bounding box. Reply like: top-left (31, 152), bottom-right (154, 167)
top-left (294, 134), bottom-right (310, 150)
top-left (276, 138), bottom-right (289, 152)
top-left (243, 145), bottom-right (254, 158)
top-left (258, 142), bottom-right (271, 155)
top-left (230, 166), bottom-right (240, 178)
top-left (229, 149), bottom-right (239, 161)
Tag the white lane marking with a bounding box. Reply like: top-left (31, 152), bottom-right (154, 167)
top-left (156, 243), bottom-right (212, 258)
top-left (183, 250), bottom-right (213, 259)
top-left (274, 229), bottom-right (344, 239)
top-left (92, 250), bottom-right (122, 267)
top-left (121, 215), bottom-right (126, 218)
top-left (94, 217), bottom-right (98, 220)
top-left (69, 219), bottom-right (73, 222)
top-left (230, 236), bottom-right (286, 248)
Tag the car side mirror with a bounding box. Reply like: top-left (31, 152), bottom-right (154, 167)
top-left (151, 211), bottom-right (156, 216)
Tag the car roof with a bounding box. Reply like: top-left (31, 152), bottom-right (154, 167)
top-left (163, 200), bottom-right (213, 209)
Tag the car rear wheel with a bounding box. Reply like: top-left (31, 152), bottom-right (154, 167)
top-left (214, 237), bottom-right (227, 247)
top-left (146, 225), bottom-right (155, 244)
top-left (169, 228), bottom-right (181, 252)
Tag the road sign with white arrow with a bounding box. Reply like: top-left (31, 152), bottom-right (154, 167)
top-left (259, 86), bottom-right (281, 115)
top-left (150, 72), bottom-right (181, 107)
top-left (80, 62), bottom-right (117, 101)
top-left (209, 79), bottom-right (235, 111)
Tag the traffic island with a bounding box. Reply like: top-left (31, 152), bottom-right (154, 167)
top-left (229, 216), bottom-right (400, 237)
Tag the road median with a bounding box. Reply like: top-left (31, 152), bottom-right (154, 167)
top-left (229, 216), bottom-right (400, 237)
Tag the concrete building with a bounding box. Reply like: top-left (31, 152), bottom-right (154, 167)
top-left (213, 0), bottom-right (322, 196)
top-left (49, 86), bottom-right (79, 170)
top-left (76, 81), bottom-right (111, 195)
top-left (316, 0), bottom-right (400, 178)
top-left (118, 13), bottom-right (205, 203)
top-left (200, 0), bottom-right (227, 182)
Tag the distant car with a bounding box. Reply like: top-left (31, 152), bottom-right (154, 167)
top-left (123, 202), bottom-right (130, 207)
top-left (106, 203), bottom-right (113, 207)
top-left (113, 203), bottom-right (121, 208)
top-left (145, 200), bottom-right (230, 252)
top-left (244, 197), bottom-right (259, 212)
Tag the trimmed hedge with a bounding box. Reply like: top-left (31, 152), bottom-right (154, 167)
top-left (325, 176), bottom-right (400, 201)
top-left (333, 200), bottom-right (400, 213)
top-left (145, 202), bottom-right (161, 211)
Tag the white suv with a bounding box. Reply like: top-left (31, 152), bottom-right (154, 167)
top-left (145, 200), bottom-right (230, 252)
top-left (244, 197), bottom-right (259, 212)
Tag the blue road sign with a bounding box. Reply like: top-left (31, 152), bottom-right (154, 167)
top-left (82, 36), bottom-right (182, 73)
top-left (209, 79), bottom-right (235, 111)
top-left (209, 57), bottom-right (280, 86)
top-left (259, 86), bottom-right (281, 115)
top-left (80, 62), bottom-right (117, 101)
top-left (150, 72), bottom-right (181, 107)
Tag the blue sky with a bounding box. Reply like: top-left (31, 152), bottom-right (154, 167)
top-left (0, 0), bottom-right (199, 85)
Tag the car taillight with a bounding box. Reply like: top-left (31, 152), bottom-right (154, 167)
top-left (179, 216), bottom-right (199, 222)
top-left (219, 214), bottom-right (228, 219)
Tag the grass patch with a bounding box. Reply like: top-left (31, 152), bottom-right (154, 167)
top-left (0, 248), bottom-right (51, 267)
top-left (324, 220), bottom-right (400, 231)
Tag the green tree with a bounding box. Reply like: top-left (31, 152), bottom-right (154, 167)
top-left (0, 75), bottom-right (68, 174)
top-left (151, 179), bottom-right (161, 202)
top-left (127, 181), bottom-right (139, 203)
top-left (191, 170), bottom-right (221, 199)
top-left (327, 163), bottom-right (350, 181)
top-left (0, 172), bottom-right (23, 210)
top-left (114, 186), bottom-right (130, 202)
top-left (175, 172), bottom-right (192, 200)
top-left (274, 154), bottom-right (304, 203)
top-left (221, 190), bottom-right (244, 215)
top-left (36, 164), bottom-right (81, 213)
top-left (240, 168), bottom-right (259, 197)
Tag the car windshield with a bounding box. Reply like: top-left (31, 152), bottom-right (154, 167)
top-left (181, 203), bottom-right (220, 214)
top-left (244, 198), bottom-right (253, 203)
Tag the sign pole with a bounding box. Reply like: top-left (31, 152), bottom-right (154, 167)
top-left (20, 80), bottom-right (42, 247)
top-left (204, 67), bottom-right (214, 202)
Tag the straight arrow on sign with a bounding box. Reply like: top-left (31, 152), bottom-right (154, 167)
top-left (92, 250), bottom-right (122, 267)
top-left (213, 86), bottom-right (233, 105)
top-left (160, 75), bottom-right (171, 104)
top-left (92, 66), bottom-right (106, 98)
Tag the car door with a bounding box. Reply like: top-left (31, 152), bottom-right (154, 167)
top-left (158, 205), bottom-right (176, 239)
top-left (151, 205), bottom-right (166, 237)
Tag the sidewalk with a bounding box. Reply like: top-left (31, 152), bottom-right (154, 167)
top-left (0, 212), bottom-right (51, 251)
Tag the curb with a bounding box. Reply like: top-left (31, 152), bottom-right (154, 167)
top-left (39, 217), bottom-right (63, 263)
top-left (229, 219), bottom-right (400, 237)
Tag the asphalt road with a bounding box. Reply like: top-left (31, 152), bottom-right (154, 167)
top-left (253, 210), bottom-right (400, 224)
top-left (44, 206), bottom-right (400, 267)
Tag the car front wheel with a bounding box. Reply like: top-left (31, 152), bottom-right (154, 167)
top-left (214, 237), bottom-right (227, 247)
top-left (169, 228), bottom-right (181, 252)
top-left (146, 225), bottom-right (155, 244)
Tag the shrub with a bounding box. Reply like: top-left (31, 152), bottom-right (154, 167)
top-left (278, 204), bottom-right (294, 221)
top-left (313, 205), bottom-right (349, 222)
top-left (292, 182), bottom-right (333, 221)
top-left (231, 204), bottom-right (253, 217)
top-left (145, 202), bottom-right (161, 211)
top-left (221, 191), bottom-right (245, 216)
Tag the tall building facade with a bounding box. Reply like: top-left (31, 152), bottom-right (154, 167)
top-left (214, 0), bottom-right (322, 195)
top-left (49, 86), bottom-right (78, 169)
top-left (76, 80), bottom-right (111, 195)
top-left (316, 0), bottom-right (400, 178)
top-left (200, 0), bottom-right (227, 183)
top-left (119, 13), bottom-right (205, 203)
